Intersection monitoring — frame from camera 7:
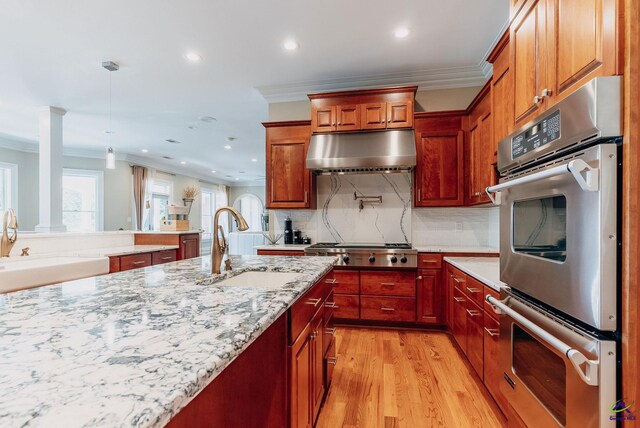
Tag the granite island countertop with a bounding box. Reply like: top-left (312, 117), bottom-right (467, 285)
top-left (0, 255), bottom-right (336, 428)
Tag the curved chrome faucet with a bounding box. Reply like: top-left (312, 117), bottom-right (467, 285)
top-left (211, 206), bottom-right (249, 274)
top-left (1, 209), bottom-right (18, 257)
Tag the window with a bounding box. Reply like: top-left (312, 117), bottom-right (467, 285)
top-left (63, 169), bottom-right (104, 232)
top-left (233, 194), bottom-right (265, 232)
top-left (0, 162), bottom-right (17, 214)
top-left (148, 179), bottom-right (172, 231)
top-left (201, 187), bottom-right (228, 241)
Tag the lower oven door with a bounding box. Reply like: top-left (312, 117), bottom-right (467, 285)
top-left (488, 292), bottom-right (617, 428)
top-left (493, 143), bottom-right (618, 331)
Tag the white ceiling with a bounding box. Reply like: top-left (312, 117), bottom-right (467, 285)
top-left (0, 0), bottom-right (508, 185)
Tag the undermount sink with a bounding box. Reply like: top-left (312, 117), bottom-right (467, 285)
top-left (214, 271), bottom-right (300, 289)
top-left (0, 256), bottom-right (110, 294)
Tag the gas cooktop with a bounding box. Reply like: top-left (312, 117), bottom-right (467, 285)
top-left (304, 242), bottom-right (417, 268)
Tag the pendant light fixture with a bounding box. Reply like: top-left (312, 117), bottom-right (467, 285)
top-left (102, 60), bottom-right (119, 170)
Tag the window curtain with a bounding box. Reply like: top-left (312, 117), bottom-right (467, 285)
top-left (132, 166), bottom-right (148, 231)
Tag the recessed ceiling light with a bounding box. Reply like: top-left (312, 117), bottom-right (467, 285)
top-left (141, 149), bottom-right (149, 153)
top-left (235, 177), bottom-right (240, 181)
top-left (251, 158), bottom-right (257, 162)
top-left (394, 27), bottom-right (411, 39)
top-left (180, 161), bottom-right (187, 165)
top-left (211, 170), bottom-right (217, 174)
top-left (224, 144), bottom-right (232, 150)
top-left (283, 39), bottom-right (299, 51)
top-left (185, 52), bottom-right (202, 62)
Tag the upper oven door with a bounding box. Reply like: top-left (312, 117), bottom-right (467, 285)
top-left (494, 143), bottom-right (618, 331)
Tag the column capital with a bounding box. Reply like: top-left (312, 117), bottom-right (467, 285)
top-left (39, 106), bottom-right (67, 116)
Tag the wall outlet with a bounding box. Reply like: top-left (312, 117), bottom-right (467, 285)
top-left (455, 222), bottom-right (463, 233)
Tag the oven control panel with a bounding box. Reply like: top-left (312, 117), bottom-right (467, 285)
top-left (512, 110), bottom-right (561, 159)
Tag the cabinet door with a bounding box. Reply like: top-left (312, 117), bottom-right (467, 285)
top-left (290, 330), bottom-right (312, 428)
top-left (267, 138), bottom-right (312, 208)
top-left (511, 0), bottom-right (548, 126)
top-left (484, 313), bottom-right (508, 414)
top-left (361, 103), bottom-right (387, 130)
top-left (417, 270), bottom-right (441, 324)
top-left (468, 113), bottom-right (493, 205)
top-left (466, 300), bottom-right (484, 379)
top-left (311, 106), bottom-right (336, 133)
top-left (452, 287), bottom-right (468, 354)
top-left (386, 101), bottom-right (414, 129)
top-left (179, 234), bottom-right (200, 260)
top-left (546, 0), bottom-right (619, 104)
top-left (336, 105), bottom-right (361, 131)
top-left (467, 122), bottom-right (482, 204)
top-left (311, 315), bottom-right (325, 423)
top-left (492, 54), bottom-right (515, 155)
top-left (445, 265), bottom-right (455, 329)
top-left (415, 131), bottom-right (464, 207)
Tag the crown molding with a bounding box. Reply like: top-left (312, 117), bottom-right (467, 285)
top-left (257, 62), bottom-right (495, 103)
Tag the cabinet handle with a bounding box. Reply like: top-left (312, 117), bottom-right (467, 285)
top-left (466, 309), bottom-right (482, 317)
top-left (423, 260), bottom-right (438, 264)
top-left (381, 307), bottom-right (396, 311)
top-left (380, 282), bottom-right (395, 286)
top-left (325, 301), bottom-right (336, 309)
top-left (453, 277), bottom-right (465, 284)
top-left (161, 256), bottom-right (173, 260)
top-left (325, 327), bottom-right (336, 336)
top-left (417, 276), bottom-right (423, 280)
top-left (304, 191), bottom-right (308, 204)
top-left (540, 88), bottom-right (552, 98)
top-left (417, 188), bottom-right (421, 202)
top-left (327, 356), bottom-right (338, 365)
top-left (533, 95), bottom-right (542, 104)
top-left (326, 278), bottom-right (338, 285)
top-left (466, 287), bottom-right (481, 294)
top-left (337, 122), bottom-right (341, 126)
top-left (453, 297), bottom-right (466, 303)
top-left (307, 298), bottom-right (322, 307)
top-left (133, 260), bottom-right (146, 265)
top-left (484, 327), bottom-right (500, 337)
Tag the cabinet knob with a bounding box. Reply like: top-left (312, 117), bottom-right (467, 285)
top-left (540, 88), bottom-right (552, 98)
top-left (533, 95), bottom-right (542, 104)
top-left (337, 122), bottom-right (341, 125)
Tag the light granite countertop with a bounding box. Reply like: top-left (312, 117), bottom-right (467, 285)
top-left (415, 246), bottom-right (499, 254)
top-left (443, 257), bottom-right (506, 292)
top-left (253, 244), bottom-right (310, 251)
top-left (0, 255), bottom-right (336, 428)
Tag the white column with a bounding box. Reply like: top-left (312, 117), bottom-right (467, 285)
top-left (35, 106), bottom-right (67, 232)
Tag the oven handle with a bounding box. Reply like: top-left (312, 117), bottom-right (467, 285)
top-left (486, 295), bottom-right (599, 386)
top-left (485, 159), bottom-right (599, 205)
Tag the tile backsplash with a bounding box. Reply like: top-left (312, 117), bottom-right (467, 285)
top-left (272, 174), bottom-right (499, 248)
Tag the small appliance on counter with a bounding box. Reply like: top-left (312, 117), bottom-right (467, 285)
top-left (302, 236), bottom-right (312, 245)
top-left (283, 217), bottom-right (293, 244)
top-left (293, 229), bottom-right (303, 244)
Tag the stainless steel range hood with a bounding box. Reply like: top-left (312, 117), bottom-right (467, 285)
top-left (306, 129), bottom-right (416, 174)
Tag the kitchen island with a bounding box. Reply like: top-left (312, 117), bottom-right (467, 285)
top-left (0, 255), bottom-right (336, 427)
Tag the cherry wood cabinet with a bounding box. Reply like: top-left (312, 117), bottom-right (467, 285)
top-left (360, 271), bottom-right (416, 297)
top-left (466, 299), bottom-right (485, 379)
top-left (417, 269), bottom-right (441, 324)
top-left (290, 323), bottom-right (313, 428)
top-left (152, 249), bottom-right (177, 265)
top-left (510, 0), bottom-right (621, 127)
top-left (308, 86), bottom-right (417, 134)
top-left (335, 104), bottom-right (361, 131)
top-left (452, 285), bottom-right (468, 353)
top-left (361, 102), bottom-right (387, 129)
top-left (466, 84), bottom-right (495, 205)
top-left (488, 32), bottom-right (514, 164)
top-left (264, 121), bottom-right (315, 209)
top-left (360, 296), bottom-right (416, 322)
top-left (134, 232), bottom-right (201, 261)
top-left (109, 248), bottom-right (179, 273)
top-left (414, 112), bottom-right (465, 207)
top-left (179, 234), bottom-right (200, 260)
top-left (311, 106), bottom-right (336, 133)
top-left (484, 307), bottom-right (508, 414)
top-left (333, 294), bottom-right (359, 319)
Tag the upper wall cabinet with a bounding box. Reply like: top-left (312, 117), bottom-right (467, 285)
top-left (308, 87), bottom-right (417, 134)
top-left (465, 83), bottom-right (495, 206)
top-left (264, 121), bottom-right (316, 210)
top-left (414, 112), bottom-right (465, 207)
top-left (511, 0), bottom-right (621, 127)
top-left (488, 32), bottom-right (514, 160)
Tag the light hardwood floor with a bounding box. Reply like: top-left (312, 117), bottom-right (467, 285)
top-left (316, 327), bottom-right (507, 428)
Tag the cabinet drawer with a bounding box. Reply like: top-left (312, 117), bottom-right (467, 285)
top-left (152, 249), bottom-right (177, 265)
top-left (323, 297), bottom-right (335, 357)
top-left (324, 337), bottom-right (336, 389)
top-left (466, 298), bottom-right (484, 379)
top-left (450, 268), bottom-right (467, 293)
top-left (465, 276), bottom-right (485, 307)
top-left (333, 294), bottom-right (359, 319)
top-left (331, 270), bottom-right (359, 294)
top-left (360, 271), bottom-right (416, 297)
top-left (120, 253), bottom-right (152, 271)
top-left (360, 296), bottom-right (416, 322)
top-left (290, 273), bottom-right (330, 344)
top-left (484, 286), bottom-right (501, 321)
top-left (418, 253), bottom-right (442, 269)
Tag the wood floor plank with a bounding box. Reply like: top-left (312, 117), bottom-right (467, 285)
top-left (316, 327), bottom-right (506, 428)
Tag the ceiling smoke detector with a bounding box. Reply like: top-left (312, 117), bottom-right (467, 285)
top-left (101, 61), bottom-right (120, 71)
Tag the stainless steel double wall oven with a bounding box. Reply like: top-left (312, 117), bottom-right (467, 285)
top-left (486, 76), bottom-right (622, 428)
